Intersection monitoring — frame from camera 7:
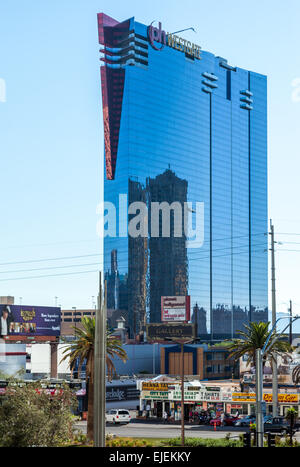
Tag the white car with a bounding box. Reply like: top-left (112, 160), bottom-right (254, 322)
top-left (105, 409), bottom-right (131, 424)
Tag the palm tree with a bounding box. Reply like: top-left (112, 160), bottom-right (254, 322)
top-left (286, 407), bottom-right (297, 446)
top-left (60, 316), bottom-right (128, 440)
top-left (226, 321), bottom-right (291, 371)
top-left (292, 364), bottom-right (300, 384)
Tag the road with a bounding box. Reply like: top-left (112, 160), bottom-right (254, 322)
top-left (75, 420), bottom-right (248, 440)
top-left (74, 420), bottom-right (300, 442)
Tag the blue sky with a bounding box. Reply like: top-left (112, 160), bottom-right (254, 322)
top-left (1, 0), bottom-right (300, 329)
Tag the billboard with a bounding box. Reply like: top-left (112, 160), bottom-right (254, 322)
top-left (0, 305), bottom-right (61, 338)
top-left (161, 296), bottom-right (190, 322)
top-left (240, 351), bottom-right (300, 385)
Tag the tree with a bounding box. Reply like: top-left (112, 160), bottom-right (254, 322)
top-left (0, 380), bottom-right (77, 447)
top-left (60, 316), bottom-right (128, 440)
top-left (292, 364), bottom-right (300, 384)
top-left (226, 321), bottom-right (291, 370)
top-left (286, 407), bottom-right (297, 446)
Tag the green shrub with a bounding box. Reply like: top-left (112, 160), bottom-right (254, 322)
top-left (0, 380), bottom-right (77, 447)
top-left (166, 437), bottom-right (242, 448)
top-left (105, 437), bottom-right (153, 447)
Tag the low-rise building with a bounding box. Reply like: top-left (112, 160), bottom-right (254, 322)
top-left (137, 375), bottom-right (300, 420)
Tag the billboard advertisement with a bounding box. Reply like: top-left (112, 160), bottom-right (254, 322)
top-left (0, 305), bottom-right (61, 338)
top-left (240, 351), bottom-right (300, 385)
top-left (161, 296), bottom-right (190, 322)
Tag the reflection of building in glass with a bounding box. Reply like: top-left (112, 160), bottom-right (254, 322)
top-left (147, 169), bottom-right (188, 324)
top-left (128, 179), bottom-right (148, 336)
top-left (105, 249), bottom-right (129, 331)
top-left (192, 303), bottom-right (207, 336)
top-left (106, 249), bottom-right (119, 310)
top-left (99, 13), bottom-right (268, 340)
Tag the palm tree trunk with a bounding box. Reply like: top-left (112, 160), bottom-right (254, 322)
top-left (86, 355), bottom-right (94, 441)
top-left (87, 376), bottom-right (94, 440)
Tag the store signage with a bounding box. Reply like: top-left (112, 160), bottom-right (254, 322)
top-left (168, 388), bottom-right (222, 402)
top-left (140, 386), bottom-right (300, 405)
top-left (169, 389), bottom-right (205, 402)
top-left (147, 21), bottom-right (201, 59)
top-left (142, 382), bottom-right (170, 391)
top-left (161, 296), bottom-right (190, 322)
top-left (232, 392), bottom-right (256, 402)
top-left (263, 394), bottom-right (299, 403)
top-left (106, 385), bottom-right (140, 402)
top-left (204, 392), bottom-right (221, 401)
top-left (232, 392), bottom-right (299, 403)
top-left (141, 391), bottom-right (169, 400)
top-left (146, 322), bottom-right (196, 341)
top-left (106, 388), bottom-right (125, 401)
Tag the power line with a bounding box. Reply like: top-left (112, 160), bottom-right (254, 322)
top-left (0, 253), bottom-right (101, 267)
top-left (276, 233), bottom-right (300, 236)
top-left (0, 238), bottom-right (267, 269)
top-left (0, 248), bottom-right (267, 282)
top-left (0, 244), bottom-right (266, 275)
top-left (0, 231), bottom-right (267, 262)
top-left (0, 238), bottom-right (99, 251)
top-left (0, 262), bottom-right (101, 275)
top-left (276, 249), bottom-right (300, 252)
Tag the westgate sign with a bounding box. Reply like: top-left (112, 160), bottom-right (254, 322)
top-left (148, 21), bottom-right (201, 59)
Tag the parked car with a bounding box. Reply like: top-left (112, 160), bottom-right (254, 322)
top-left (234, 415), bottom-right (256, 427)
top-left (105, 409), bottom-right (131, 424)
top-left (294, 419), bottom-right (300, 430)
top-left (234, 414), bottom-right (272, 427)
top-left (264, 416), bottom-right (290, 434)
top-left (209, 414), bottom-right (239, 427)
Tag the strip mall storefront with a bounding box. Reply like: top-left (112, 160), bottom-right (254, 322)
top-left (139, 380), bottom-right (300, 419)
top-left (232, 392), bottom-right (300, 416)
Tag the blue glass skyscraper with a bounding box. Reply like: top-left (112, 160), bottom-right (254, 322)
top-left (98, 13), bottom-right (268, 340)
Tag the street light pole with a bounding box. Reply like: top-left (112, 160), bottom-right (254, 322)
top-left (270, 219), bottom-right (278, 417)
top-left (181, 342), bottom-right (185, 447)
top-left (289, 301), bottom-right (293, 346)
top-left (72, 306), bottom-right (77, 336)
top-left (177, 338), bottom-right (194, 447)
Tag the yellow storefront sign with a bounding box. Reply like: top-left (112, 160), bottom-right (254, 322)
top-left (232, 392), bottom-right (299, 403)
top-left (263, 394), bottom-right (299, 403)
top-left (142, 382), bottom-right (169, 391)
top-left (232, 392), bottom-right (256, 402)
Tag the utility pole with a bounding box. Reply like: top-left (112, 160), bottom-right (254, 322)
top-left (94, 272), bottom-right (107, 447)
top-left (181, 342), bottom-right (185, 447)
top-left (289, 300), bottom-right (293, 346)
top-left (270, 219), bottom-right (278, 417)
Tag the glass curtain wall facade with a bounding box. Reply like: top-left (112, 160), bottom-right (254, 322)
top-left (98, 13), bottom-right (268, 340)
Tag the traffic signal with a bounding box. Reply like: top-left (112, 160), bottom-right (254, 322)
top-left (243, 432), bottom-right (251, 448)
top-left (267, 432), bottom-right (276, 448)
